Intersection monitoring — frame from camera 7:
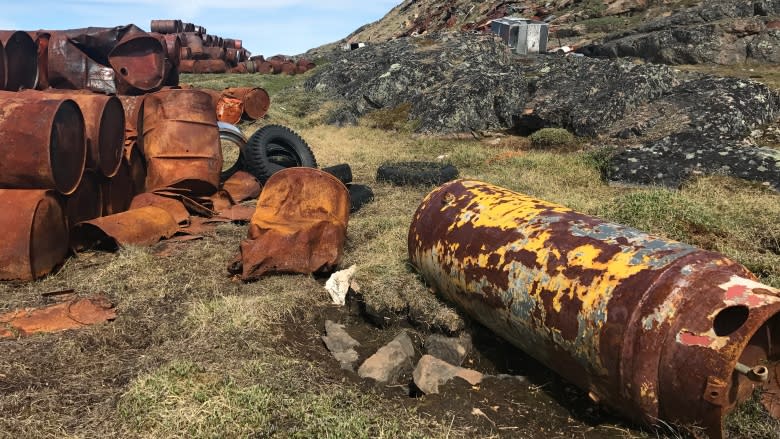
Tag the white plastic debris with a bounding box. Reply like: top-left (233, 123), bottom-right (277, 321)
top-left (325, 265), bottom-right (357, 306)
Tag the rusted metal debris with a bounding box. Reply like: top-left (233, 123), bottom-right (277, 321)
top-left (222, 171), bottom-right (262, 204)
top-left (211, 87), bottom-right (270, 124)
top-left (73, 205), bottom-right (179, 250)
top-left (0, 92), bottom-right (86, 195)
top-left (109, 31), bottom-right (166, 94)
top-left (141, 89), bottom-right (221, 194)
top-left (129, 192), bottom-right (190, 225)
top-left (408, 180), bottom-right (780, 438)
top-left (0, 295), bottom-right (116, 338)
top-left (0, 190), bottom-right (68, 281)
top-left (0, 30), bottom-right (38, 91)
top-left (231, 168), bottom-right (349, 281)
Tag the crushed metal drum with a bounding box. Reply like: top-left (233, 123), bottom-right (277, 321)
top-left (141, 89), bottom-right (221, 194)
top-left (73, 205), bottom-right (179, 250)
top-left (232, 168), bottom-right (350, 280)
top-left (46, 32), bottom-right (117, 94)
top-left (0, 93), bottom-right (86, 195)
top-left (0, 190), bottom-right (68, 281)
top-left (0, 30), bottom-right (39, 90)
top-left (408, 180), bottom-right (780, 438)
top-left (0, 295), bottom-right (116, 338)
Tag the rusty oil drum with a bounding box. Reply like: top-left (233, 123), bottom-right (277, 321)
top-left (0, 189), bottom-right (68, 281)
top-left (0, 93), bottom-right (86, 194)
top-left (408, 179), bottom-right (780, 438)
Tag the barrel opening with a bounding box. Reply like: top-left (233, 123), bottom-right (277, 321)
top-left (98, 97), bottom-right (126, 177)
top-left (714, 305), bottom-right (750, 337)
top-left (50, 100), bottom-right (86, 195)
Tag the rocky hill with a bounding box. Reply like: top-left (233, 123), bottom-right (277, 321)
top-left (308, 1), bottom-right (779, 67)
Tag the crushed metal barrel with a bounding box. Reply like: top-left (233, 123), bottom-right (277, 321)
top-left (408, 179), bottom-right (780, 438)
top-left (231, 168), bottom-right (349, 281)
top-left (0, 92), bottom-right (86, 195)
top-left (73, 205), bottom-right (179, 250)
top-left (0, 190), bottom-right (68, 281)
top-left (0, 295), bottom-right (116, 338)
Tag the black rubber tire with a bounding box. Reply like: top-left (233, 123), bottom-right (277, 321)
top-left (348, 184), bottom-right (374, 213)
top-left (243, 125), bottom-right (317, 183)
top-left (322, 163), bottom-right (353, 184)
top-left (376, 161), bottom-right (458, 186)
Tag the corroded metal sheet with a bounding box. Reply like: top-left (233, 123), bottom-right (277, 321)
top-left (73, 205), bottom-right (179, 250)
top-left (0, 93), bottom-right (86, 195)
top-left (141, 89), bottom-right (221, 195)
top-left (129, 193), bottom-right (190, 225)
top-left (222, 170), bottom-right (261, 203)
top-left (0, 295), bottom-right (116, 338)
top-left (0, 189), bottom-right (68, 281)
top-left (233, 168), bottom-right (350, 280)
top-left (408, 180), bottom-right (780, 438)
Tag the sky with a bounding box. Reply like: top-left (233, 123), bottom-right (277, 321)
top-left (0, 0), bottom-right (400, 56)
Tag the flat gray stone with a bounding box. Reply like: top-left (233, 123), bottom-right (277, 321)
top-left (322, 320), bottom-right (360, 370)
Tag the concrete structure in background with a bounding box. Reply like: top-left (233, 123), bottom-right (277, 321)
top-left (490, 17), bottom-right (549, 55)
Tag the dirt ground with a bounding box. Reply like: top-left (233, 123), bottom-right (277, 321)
top-left (1, 71), bottom-right (778, 438)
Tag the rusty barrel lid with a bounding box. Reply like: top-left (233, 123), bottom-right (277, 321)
top-left (0, 189), bottom-right (68, 281)
top-left (0, 31), bottom-right (38, 91)
top-left (108, 32), bottom-right (165, 93)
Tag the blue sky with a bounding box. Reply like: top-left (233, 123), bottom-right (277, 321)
top-left (0, 0), bottom-right (400, 56)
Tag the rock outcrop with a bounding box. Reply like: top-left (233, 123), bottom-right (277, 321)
top-left (306, 32), bottom-right (780, 189)
top-left (581, 0), bottom-right (780, 65)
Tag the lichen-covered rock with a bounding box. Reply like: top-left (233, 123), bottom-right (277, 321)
top-left (307, 32), bottom-right (780, 189)
top-left (581, 0), bottom-right (780, 65)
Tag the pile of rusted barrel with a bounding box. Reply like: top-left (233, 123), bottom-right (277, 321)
top-left (150, 19), bottom-right (250, 74)
top-left (0, 26), bottom-right (180, 95)
top-left (229, 55), bottom-right (316, 75)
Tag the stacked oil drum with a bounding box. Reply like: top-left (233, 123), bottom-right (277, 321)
top-left (150, 19), bottom-right (250, 74)
top-left (0, 27), bottom-right (237, 281)
top-left (229, 55), bottom-right (316, 76)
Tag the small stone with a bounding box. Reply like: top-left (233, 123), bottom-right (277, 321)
top-left (358, 331), bottom-right (415, 383)
top-left (413, 355), bottom-right (484, 395)
top-left (424, 333), bottom-right (472, 366)
top-left (322, 320), bottom-right (360, 371)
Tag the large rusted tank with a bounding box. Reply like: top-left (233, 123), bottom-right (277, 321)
top-left (408, 179), bottom-right (780, 438)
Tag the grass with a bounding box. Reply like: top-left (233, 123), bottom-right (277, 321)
top-left (0, 70), bottom-right (776, 438)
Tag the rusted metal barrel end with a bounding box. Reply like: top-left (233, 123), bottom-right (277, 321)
top-left (0, 31), bottom-right (38, 91)
top-left (408, 180), bottom-right (780, 438)
top-left (0, 189), bottom-right (68, 281)
top-left (0, 41), bottom-right (6, 90)
top-left (98, 96), bottom-right (126, 177)
top-left (109, 33), bottom-right (165, 93)
top-left (0, 94), bottom-right (86, 195)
